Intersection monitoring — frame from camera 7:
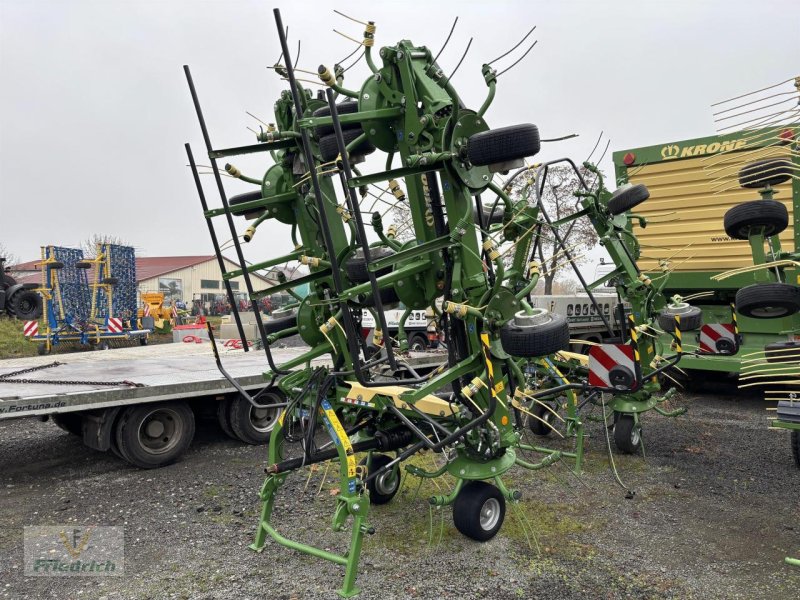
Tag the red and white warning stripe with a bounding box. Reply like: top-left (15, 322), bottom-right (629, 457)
top-left (171, 303), bottom-right (178, 319)
top-left (23, 321), bottom-right (38, 337)
top-left (143, 303), bottom-right (151, 317)
top-left (698, 323), bottom-right (736, 354)
top-left (588, 343), bottom-right (637, 389)
top-left (107, 317), bottom-right (123, 333)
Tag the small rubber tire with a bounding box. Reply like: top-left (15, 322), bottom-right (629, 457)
top-left (408, 333), bottom-right (428, 353)
top-left (75, 262), bottom-right (92, 269)
top-left (49, 261), bottom-right (64, 269)
top-left (228, 391), bottom-right (284, 445)
top-left (361, 453), bottom-right (401, 505)
top-left (764, 341), bottom-right (800, 364)
top-left (229, 190), bottom-right (265, 219)
top-left (114, 401), bottom-right (195, 469)
top-left (608, 183), bottom-right (650, 215)
top-left (467, 124), bottom-right (540, 167)
top-left (658, 304), bottom-right (703, 332)
top-left (37, 343), bottom-right (50, 356)
top-left (139, 336), bottom-right (148, 346)
top-left (102, 277), bottom-right (118, 285)
top-left (354, 286), bottom-right (400, 309)
top-left (452, 481), bottom-right (506, 542)
top-left (739, 158), bottom-right (794, 189)
top-left (613, 414), bottom-right (641, 454)
top-left (736, 283), bottom-right (800, 319)
top-left (311, 100), bottom-right (361, 137)
top-left (723, 200), bottom-right (788, 240)
top-left (528, 402), bottom-right (556, 437)
top-left (8, 289), bottom-right (42, 320)
top-left (263, 310), bottom-right (298, 335)
top-left (216, 398), bottom-right (238, 440)
top-left (500, 312), bottom-right (570, 358)
top-left (475, 203), bottom-right (505, 226)
top-left (344, 246), bottom-right (394, 283)
top-left (318, 128), bottom-right (376, 163)
top-left (51, 413), bottom-right (83, 437)
top-left (792, 430), bottom-right (799, 469)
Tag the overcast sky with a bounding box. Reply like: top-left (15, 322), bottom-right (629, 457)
top-left (1, 0), bottom-right (797, 266)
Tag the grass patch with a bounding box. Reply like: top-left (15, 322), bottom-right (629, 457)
top-left (0, 317), bottom-right (39, 358)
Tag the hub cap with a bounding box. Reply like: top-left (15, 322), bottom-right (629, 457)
top-left (480, 498), bottom-right (501, 531)
top-left (374, 467), bottom-right (399, 496)
top-left (137, 408), bottom-right (182, 455)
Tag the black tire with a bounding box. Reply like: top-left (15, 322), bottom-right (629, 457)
top-left (608, 183), bottom-right (650, 215)
top-left (408, 333), bottom-right (428, 353)
top-left (764, 341), bottom-right (800, 364)
top-left (75, 261), bottom-right (92, 269)
top-left (475, 203), bottom-right (505, 226)
top-left (228, 391), bottom-right (284, 445)
top-left (8, 289), bottom-right (42, 320)
top-left (263, 309), bottom-right (298, 335)
top-left (467, 124), bottom-right (540, 168)
top-left (452, 481), bottom-right (506, 542)
top-left (49, 261), bottom-right (64, 269)
top-left (311, 100), bottom-right (361, 137)
top-left (360, 453), bottom-right (401, 505)
top-left (613, 414), bottom-right (641, 454)
top-left (527, 402), bottom-right (556, 436)
top-left (51, 413), bottom-right (83, 437)
top-left (792, 430), bottom-right (799, 469)
top-left (658, 304), bottom-right (702, 332)
top-left (139, 336), bottom-right (148, 346)
top-left (736, 283), bottom-right (800, 319)
top-left (37, 343), bottom-right (50, 356)
top-left (723, 200), bottom-right (788, 240)
top-left (229, 190), bottom-right (265, 219)
top-left (345, 247), bottom-right (394, 283)
top-left (318, 128), bottom-right (376, 162)
top-left (500, 311), bottom-right (570, 358)
top-left (216, 398), bottom-right (238, 440)
top-left (355, 286), bottom-right (400, 308)
top-left (115, 401), bottom-right (195, 469)
top-left (739, 158), bottom-right (794, 189)
top-left (102, 277), bottom-right (118, 285)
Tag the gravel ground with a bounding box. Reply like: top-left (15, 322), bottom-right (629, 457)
top-left (1, 385), bottom-right (798, 599)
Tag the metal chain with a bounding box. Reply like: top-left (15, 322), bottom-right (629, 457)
top-left (0, 361), bottom-right (144, 388)
top-left (0, 361), bottom-right (64, 380)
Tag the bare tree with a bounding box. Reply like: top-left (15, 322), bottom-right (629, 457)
top-left (508, 165), bottom-right (599, 295)
top-left (0, 243), bottom-right (18, 270)
top-left (81, 234), bottom-right (129, 258)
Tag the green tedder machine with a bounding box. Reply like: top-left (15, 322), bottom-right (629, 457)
top-left (183, 9), bottom-right (687, 596)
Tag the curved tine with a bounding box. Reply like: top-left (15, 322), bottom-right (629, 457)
top-left (488, 25), bottom-right (536, 66)
top-left (275, 26), bottom-right (289, 65)
top-left (541, 133), bottom-right (579, 142)
top-left (293, 39), bottom-right (301, 69)
top-left (584, 131), bottom-right (603, 163)
top-left (335, 42), bottom-right (362, 68)
top-left (342, 49), bottom-right (365, 73)
top-left (432, 16), bottom-right (459, 64)
top-left (496, 40), bottom-right (538, 77)
top-left (445, 37), bottom-right (473, 82)
top-left (711, 76), bottom-right (797, 106)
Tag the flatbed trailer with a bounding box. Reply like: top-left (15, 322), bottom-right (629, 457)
top-left (0, 344), bottom-right (318, 468)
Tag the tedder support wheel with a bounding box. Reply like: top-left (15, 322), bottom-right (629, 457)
top-left (764, 341), bottom-right (800, 363)
top-left (51, 413), bottom-right (83, 437)
top-left (658, 303), bottom-right (702, 331)
top-left (360, 453), bottom-right (401, 505)
top-left (115, 401), bottom-right (195, 469)
top-left (528, 401), bottom-right (556, 437)
top-left (739, 158), bottom-right (794, 189)
top-left (792, 431), bottom-right (799, 469)
top-left (607, 183), bottom-right (650, 215)
top-left (318, 129), bottom-right (376, 163)
top-left (345, 246), bottom-right (394, 283)
top-left (263, 308), bottom-right (298, 335)
top-left (311, 100), bottom-right (361, 137)
top-left (228, 390), bottom-right (284, 445)
top-left (736, 283), bottom-right (800, 319)
top-left (500, 310), bottom-right (570, 358)
top-left (354, 287), bottom-right (400, 309)
top-left (216, 397), bottom-right (237, 440)
top-left (452, 480), bottom-right (506, 542)
top-left (229, 190), bottom-right (265, 219)
top-left (467, 124), bottom-right (540, 170)
top-left (613, 414), bottom-right (642, 454)
top-left (723, 200), bottom-right (788, 240)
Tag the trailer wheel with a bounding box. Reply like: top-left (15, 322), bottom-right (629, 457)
top-left (764, 341), bottom-right (800, 363)
top-left (216, 398), bottom-right (237, 440)
top-left (723, 200), bottom-right (788, 240)
top-left (607, 183), bottom-right (650, 215)
top-left (360, 453), bottom-right (401, 505)
top-left (318, 128), bottom-right (376, 163)
top-left (500, 310), bottom-right (570, 358)
top-left (739, 158), bottom-right (794, 189)
top-left (229, 389), bottom-right (284, 445)
top-left (736, 283), bottom-right (800, 319)
top-left (263, 308), bottom-right (298, 335)
top-left (37, 342), bottom-right (50, 356)
top-left (527, 401), bottom-right (557, 436)
top-left (115, 401), bottom-right (195, 469)
top-left (792, 431), bottom-right (799, 469)
top-left (345, 247), bottom-right (394, 283)
top-left (657, 303), bottom-right (702, 332)
top-left (467, 124), bottom-right (540, 168)
top-left (613, 414), bottom-right (641, 454)
top-left (452, 481), bottom-right (506, 541)
top-left (51, 413), bottom-right (83, 437)
top-left (8, 289), bottom-right (42, 320)
top-left (408, 333), bottom-right (428, 353)
top-left (311, 100), bottom-right (361, 137)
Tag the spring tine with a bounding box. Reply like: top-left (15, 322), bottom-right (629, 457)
top-left (487, 25), bottom-right (536, 66)
top-left (433, 16), bottom-right (458, 64)
top-left (496, 40), bottom-right (538, 77)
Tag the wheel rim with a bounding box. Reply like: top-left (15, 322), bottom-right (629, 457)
top-left (249, 404), bottom-right (282, 433)
top-left (480, 497), bottom-right (501, 531)
top-left (374, 466), bottom-right (399, 496)
top-left (410, 340), bottom-right (425, 352)
top-left (630, 424), bottom-right (641, 446)
top-left (137, 408), bottom-right (183, 455)
top-left (751, 305), bottom-right (790, 318)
